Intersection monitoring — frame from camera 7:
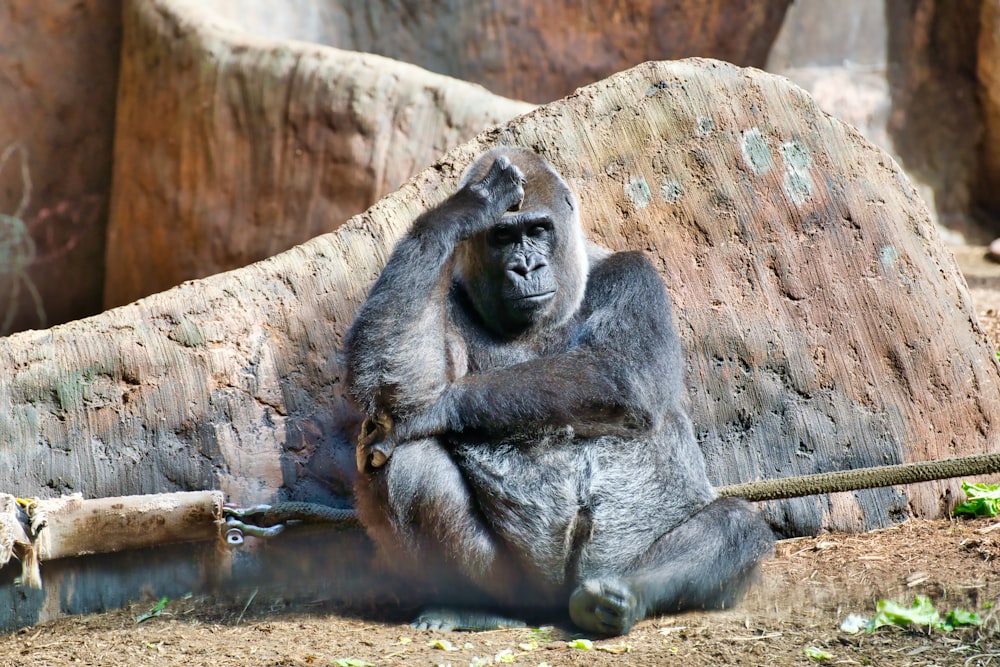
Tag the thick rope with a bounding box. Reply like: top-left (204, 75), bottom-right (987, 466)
top-left (240, 454), bottom-right (1000, 526)
top-left (228, 501), bottom-right (362, 530)
top-left (716, 452), bottom-right (1000, 502)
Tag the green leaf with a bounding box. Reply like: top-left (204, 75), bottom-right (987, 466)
top-left (135, 597), bottom-right (169, 624)
top-left (865, 597), bottom-right (985, 633)
top-left (333, 660), bottom-right (374, 667)
top-left (944, 608), bottom-right (982, 629)
top-left (867, 595), bottom-right (941, 631)
top-left (804, 646), bottom-right (834, 661)
top-left (953, 481), bottom-right (1000, 517)
top-left (566, 638), bottom-right (593, 650)
top-left (525, 626), bottom-right (555, 642)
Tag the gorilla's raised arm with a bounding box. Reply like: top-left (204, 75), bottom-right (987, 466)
top-left (344, 155), bottom-right (526, 422)
top-left (346, 148), bottom-right (683, 453)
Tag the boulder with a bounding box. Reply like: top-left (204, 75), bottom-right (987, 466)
top-left (3, 57), bottom-right (999, 625)
top-left (104, 0), bottom-right (532, 308)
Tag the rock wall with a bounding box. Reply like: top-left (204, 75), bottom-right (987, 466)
top-left (103, 0), bottom-right (532, 308)
top-left (978, 0), bottom-right (1000, 218)
top-left (0, 0), bottom-right (121, 334)
top-left (207, 0), bottom-right (792, 103)
top-left (768, 0), bottom-right (985, 241)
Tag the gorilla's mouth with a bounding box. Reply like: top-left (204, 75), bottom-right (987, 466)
top-left (514, 291), bottom-right (556, 304)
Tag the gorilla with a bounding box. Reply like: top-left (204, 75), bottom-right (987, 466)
top-left (343, 147), bottom-right (774, 636)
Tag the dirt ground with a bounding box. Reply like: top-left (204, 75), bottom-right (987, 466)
top-left (4, 245), bottom-right (1000, 667)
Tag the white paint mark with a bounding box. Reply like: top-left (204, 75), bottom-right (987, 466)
top-left (625, 176), bottom-right (652, 209)
top-left (780, 140), bottom-right (814, 206)
top-left (661, 180), bottom-right (683, 203)
top-left (697, 116), bottom-right (714, 137)
top-left (740, 128), bottom-right (773, 175)
top-left (879, 245), bottom-right (899, 270)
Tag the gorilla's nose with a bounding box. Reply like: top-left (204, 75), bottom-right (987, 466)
top-left (509, 261), bottom-right (531, 278)
top-left (509, 257), bottom-right (546, 278)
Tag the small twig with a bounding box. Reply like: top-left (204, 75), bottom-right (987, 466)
top-left (975, 522), bottom-right (1000, 534)
top-left (236, 588), bottom-right (258, 624)
top-left (730, 632), bottom-right (783, 641)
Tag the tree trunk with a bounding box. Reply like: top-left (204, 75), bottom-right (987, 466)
top-left (3, 58), bottom-right (998, 551)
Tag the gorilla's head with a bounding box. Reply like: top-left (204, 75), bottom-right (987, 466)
top-left (455, 148), bottom-right (589, 338)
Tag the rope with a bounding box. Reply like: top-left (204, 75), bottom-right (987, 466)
top-left (224, 501), bottom-right (361, 530)
top-left (716, 452), bottom-right (1000, 502)
top-left (231, 454), bottom-right (1000, 532)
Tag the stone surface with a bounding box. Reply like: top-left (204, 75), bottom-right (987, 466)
top-left (7, 59), bottom-right (999, 539)
top-left (979, 0), bottom-right (1000, 219)
top-left (208, 0), bottom-right (792, 104)
top-left (768, 0), bottom-right (985, 241)
top-left (103, 0), bottom-right (533, 309)
top-left (0, 0), bottom-right (121, 334)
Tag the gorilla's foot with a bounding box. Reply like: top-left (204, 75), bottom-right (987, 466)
top-left (411, 608), bottom-right (527, 632)
top-left (568, 578), bottom-right (642, 636)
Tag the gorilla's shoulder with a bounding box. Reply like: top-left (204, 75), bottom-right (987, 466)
top-left (580, 249), bottom-right (672, 319)
top-left (587, 250), bottom-right (665, 292)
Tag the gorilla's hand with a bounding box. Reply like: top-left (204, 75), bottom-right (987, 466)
top-left (467, 155), bottom-right (526, 217)
top-left (357, 413), bottom-right (398, 473)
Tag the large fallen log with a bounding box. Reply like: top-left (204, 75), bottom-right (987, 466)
top-left (2, 57), bottom-right (999, 627)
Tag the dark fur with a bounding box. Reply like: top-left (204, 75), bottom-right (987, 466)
top-left (343, 147), bottom-right (774, 635)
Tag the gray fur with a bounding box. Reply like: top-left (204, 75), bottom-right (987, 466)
top-left (343, 147), bottom-right (774, 635)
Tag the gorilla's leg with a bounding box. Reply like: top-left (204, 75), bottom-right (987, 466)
top-left (354, 437), bottom-right (528, 630)
top-left (569, 497), bottom-right (774, 635)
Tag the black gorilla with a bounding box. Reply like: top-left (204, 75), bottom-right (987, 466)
top-left (343, 147), bottom-right (774, 635)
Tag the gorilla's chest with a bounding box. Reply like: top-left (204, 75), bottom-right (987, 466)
top-left (456, 324), bottom-right (574, 373)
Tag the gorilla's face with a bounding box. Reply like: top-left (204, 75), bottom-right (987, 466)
top-left (455, 148), bottom-right (589, 339)
top-left (458, 204), bottom-right (587, 338)
top-left (488, 211), bottom-right (558, 322)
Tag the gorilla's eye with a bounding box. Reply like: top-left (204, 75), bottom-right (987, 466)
top-left (490, 227), bottom-right (517, 245)
top-left (527, 223), bottom-right (549, 238)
